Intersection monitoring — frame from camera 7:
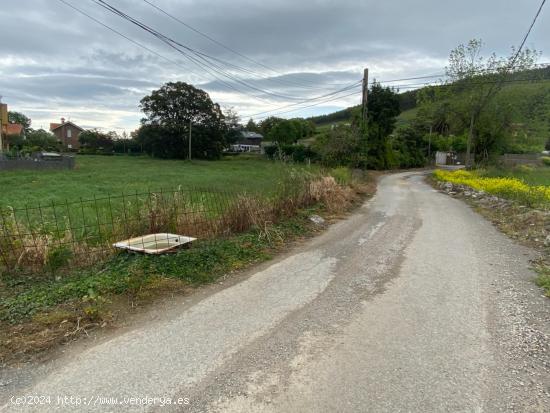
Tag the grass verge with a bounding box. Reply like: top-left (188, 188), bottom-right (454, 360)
top-left (0, 174), bottom-right (376, 365)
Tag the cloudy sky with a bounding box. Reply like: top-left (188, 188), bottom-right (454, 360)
top-left (0, 0), bottom-right (548, 133)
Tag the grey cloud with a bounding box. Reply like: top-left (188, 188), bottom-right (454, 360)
top-left (0, 0), bottom-right (548, 130)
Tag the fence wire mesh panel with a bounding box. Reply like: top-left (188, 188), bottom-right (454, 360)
top-left (0, 172), bottom-right (342, 276)
top-left (0, 188), bottom-right (244, 275)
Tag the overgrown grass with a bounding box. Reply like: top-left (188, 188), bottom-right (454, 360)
top-left (433, 169), bottom-right (550, 209)
top-left (0, 231), bottom-right (276, 323)
top-left (0, 211), bottom-right (325, 364)
top-left (482, 165), bottom-right (550, 186)
top-left (0, 171), bottom-right (366, 322)
top-left (0, 155), bottom-right (319, 209)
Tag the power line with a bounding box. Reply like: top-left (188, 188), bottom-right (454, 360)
top-left (247, 63), bottom-right (550, 119)
top-left (58, 0), bottom-right (281, 105)
top-left (250, 72), bottom-right (550, 121)
top-left (92, 0), bottom-right (337, 102)
top-left (91, 0), bottom-right (292, 100)
top-left (513, 0), bottom-right (547, 65)
top-left (141, 0), bottom-right (351, 90)
top-left (56, 0), bottom-right (199, 77)
top-left (254, 89), bottom-right (362, 121)
top-left (243, 81), bottom-right (362, 118)
top-left (479, 0), bottom-right (547, 108)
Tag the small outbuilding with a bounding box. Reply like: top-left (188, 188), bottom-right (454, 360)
top-left (230, 131), bottom-right (264, 153)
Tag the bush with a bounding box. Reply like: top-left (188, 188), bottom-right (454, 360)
top-left (542, 156), bottom-right (550, 166)
top-left (314, 125), bottom-right (365, 167)
top-left (265, 144), bottom-right (318, 163)
top-left (264, 145), bottom-right (278, 159)
top-left (329, 167), bottom-right (352, 185)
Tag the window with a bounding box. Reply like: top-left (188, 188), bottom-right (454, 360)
top-left (68, 144), bottom-right (73, 149)
top-left (67, 128), bottom-right (72, 138)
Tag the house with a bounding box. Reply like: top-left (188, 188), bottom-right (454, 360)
top-left (230, 131), bottom-right (264, 153)
top-left (6, 123), bottom-right (24, 137)
top-left (50, 118), bottom-right (84, 150)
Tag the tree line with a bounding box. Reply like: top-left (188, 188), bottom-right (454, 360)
top-left (5, 39), bottom-right (547, 168)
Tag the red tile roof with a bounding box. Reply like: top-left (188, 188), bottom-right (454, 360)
top-left (49, 121), bottom-right (84, 132)
top-left (7, 123), bottom-right (23, 136)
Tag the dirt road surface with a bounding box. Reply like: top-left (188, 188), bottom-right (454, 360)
top-left (2, 172), bottom-right (548, 412)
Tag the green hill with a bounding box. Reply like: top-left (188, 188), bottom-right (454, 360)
top-left (308, 68), bottom-right (550, 151)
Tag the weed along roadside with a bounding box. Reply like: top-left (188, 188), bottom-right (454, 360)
top-left (0, 169), bottom-right (376, 366)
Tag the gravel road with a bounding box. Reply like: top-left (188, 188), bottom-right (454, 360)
top-left (2, 172), bottom-right (548, 412)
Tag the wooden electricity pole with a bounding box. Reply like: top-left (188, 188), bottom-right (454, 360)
top-left (362, 68), bottom-right (369, 122)
top-left (188, 118), bottom-right (192, 161)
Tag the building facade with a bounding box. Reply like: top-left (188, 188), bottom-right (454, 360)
top-left (50, 118), bottom-right (83, 150)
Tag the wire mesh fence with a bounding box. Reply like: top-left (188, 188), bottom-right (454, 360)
top-left (0, 187), bottom-right (250, 275)
top-left (0, 174), bottom-right (328, 276)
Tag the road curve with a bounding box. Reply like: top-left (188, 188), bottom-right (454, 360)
top-left (2, 172), bottom-right (549, 412)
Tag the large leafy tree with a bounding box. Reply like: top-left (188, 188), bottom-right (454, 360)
top-left (8, 111), bottom-right (31, 131)
top-left (444, 39), bottom-right (539, 165)
top-left (268, 119), bottom-right (300, 146)
top-left (259, 116), bottom-right (283, 137)
top-left (138, 82), bottom-right (227, 159)
top-left (365, 82), bottom-right (401, 169)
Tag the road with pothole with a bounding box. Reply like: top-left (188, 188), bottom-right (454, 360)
top-left (2, 172), bottom-right (549, 412)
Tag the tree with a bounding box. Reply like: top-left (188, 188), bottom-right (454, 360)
top-left (224, 108), bottom-right (242, 145)
top-left (8, 111), bottom-right (31, 131)
top-left (444, 39), bottom-right (539, 166)
top-left (365, 82), bottom-right (401, 169)
top-left (391, 126), bottom-right (427, 168)
top-left (79, 130), bottom-right (115, 154)
top-left (313, 125), bottom-right (363, 167)
top-left (141, 82), bottom-right (224, 127)
top-left (268, 120), bottom-right (299, 146)
top-left (139, 82), bottom-right (227, 159)
top-left (246, 118), bottom-right (258, 132)
top-left (259, 116), bottom-right (283, 137)
top-left (17, 129), bottom-right (59, 153)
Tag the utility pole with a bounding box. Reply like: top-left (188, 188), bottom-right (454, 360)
top-left (361, 68), bottom-right (369, 122)
top-left (188, 118), bottom-right (192, 161)
top-left (428, 125), bottom-right (432, 165)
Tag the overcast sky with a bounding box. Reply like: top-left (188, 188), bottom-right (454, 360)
top-left (0, 0), bottom-right (548, 133)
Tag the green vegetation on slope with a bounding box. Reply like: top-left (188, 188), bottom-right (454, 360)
top-left (309, 69), bottom-right (550, 154)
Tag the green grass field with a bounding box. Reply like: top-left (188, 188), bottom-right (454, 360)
top-left (483, 166), bottom-right (550, 186)
top-left (0, 155), bottom-right (315, 209)
top-left (0, 155), bottom-right (321, 256)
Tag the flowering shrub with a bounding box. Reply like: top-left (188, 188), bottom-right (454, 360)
top-left (433, 169), bottom-right (550, 209)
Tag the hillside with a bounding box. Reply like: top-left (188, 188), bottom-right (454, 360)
top-left (308, 68), bottom-right (550, 151)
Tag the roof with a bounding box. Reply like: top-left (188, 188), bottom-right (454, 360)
top-left (7, 123), bottom-right (24, 135)
top-left (240, 131), bottom-right (263, 139)
top-left (50, 121), bottom-right (84, 132)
